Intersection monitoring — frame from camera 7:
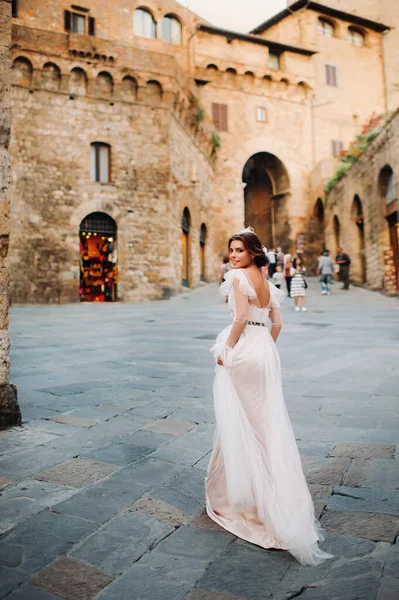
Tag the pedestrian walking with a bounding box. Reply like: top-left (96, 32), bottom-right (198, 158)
top-left (207, 226), bottom-right (332, 566)
top-left (276, 247), bottom-right (285, 268)
top-left (283, 253), bottom-right (293, 297)
top-left (335, 247), bottom-right (351, 290)
top-left (272, 265), bottom-right (284, 289)
top-left (266, 248), bottom-right (277, 277)
top-left (318, 250), bottom-right (334, 295)
top-left (290, 257), bottom-right (307, 311)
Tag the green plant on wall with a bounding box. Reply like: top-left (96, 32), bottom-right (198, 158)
top-left (193, 108), bottom-right (205, 128)
top-left (211, 131), bottom-right (221, 151)
top-left (325, 112), bottom-right (393, 193)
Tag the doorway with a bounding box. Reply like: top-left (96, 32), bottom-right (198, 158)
top-left (181, 208), bottom-right (190, 287)
top-left (200, 223), bottom-right (207, 282)
top-left (242, 152), bottom-right (290, 248)
top-left (79, 212), bottom-right (118, 302)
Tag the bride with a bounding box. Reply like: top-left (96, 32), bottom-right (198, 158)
top-left (206, 227), bottom-right (333, 566)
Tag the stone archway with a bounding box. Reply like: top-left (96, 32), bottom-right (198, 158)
top-left (242, 152), bottom-right (290, 248)
top-left (378, 165), bottom-right (399, 291)
top-left (181, 207), bottom-right (191, 287)
top-left (351, 195), bottom-right (366, 283)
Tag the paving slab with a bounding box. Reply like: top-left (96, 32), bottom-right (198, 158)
top-left (186, 590), bottom-right (247, 600)
top-left (0, 567), bottom-right (29, 600)
top-left (0, 479), bottom-right (78, 528)
top-left (7, 584), bottom-right (62, 599)
top-left (129, 496), bottom-right (186, 528)
top-left (81, 440), bottom-right (155, 466)
top-left (320, 509), bottom-right (399, 543)
top-left (328, 486), bottom-right (399, 516)
top-left (0, 510), bottom-right (96, 574)
top-left (69, 511), bottom-right (172, 574)
top-left (30, 557), bottom-right (114, 599)
top-left (301, 456), bottom-right (350, 485)
top-left (330, 442), bottom-right (395, 459)
top-left (32, 458), bottom-right (118, 488)
top-left (198, 542), bottom-right (292, 600)
top-left (141, 419), bottom-right (196, 436)
top-left (343, 458), bottom-right (399, 491)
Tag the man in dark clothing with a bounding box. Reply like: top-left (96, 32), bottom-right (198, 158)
top-left (335, 247), bottom-right (351, 290)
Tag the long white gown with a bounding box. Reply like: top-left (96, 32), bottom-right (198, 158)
top-left (206, 268), bottom-right (333, 566)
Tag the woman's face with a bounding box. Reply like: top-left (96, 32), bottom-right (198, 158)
top-left (296, 258), bottom-right (303, 267)
top-left (229, 239), bottom-right (252, 268)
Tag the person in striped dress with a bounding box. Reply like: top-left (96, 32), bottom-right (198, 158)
top-left (290, 257), bottom-right (307, 311)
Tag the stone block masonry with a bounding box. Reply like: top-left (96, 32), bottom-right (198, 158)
top-left (0, 0), bottom-right (20, 428)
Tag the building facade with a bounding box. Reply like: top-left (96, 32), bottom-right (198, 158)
top-left (325, 110), bottom-right (399, 294)
top-left (0, 0), bottom-right (20, 427)
top-left (8, 0), bottom-right (398, 303)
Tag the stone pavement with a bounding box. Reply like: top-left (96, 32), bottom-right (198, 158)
top-left (1, 279), bottom-right (399, 600)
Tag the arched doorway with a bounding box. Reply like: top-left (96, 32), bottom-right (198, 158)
top-left (314, 198), bottom-right (325, 246)
top-left (242, 152), bottom-right (290, 248)
top-left (351, 195), bottom-right (366, 283)
top-left (379, 165), bottom-right (399, 290)
top-left (200, 224), bottom-right (207, 282)
top-left (79, 212), bottom-right (117, 302)
top-left (333, 215), bottom-right (340, 250)
top-left (181, 208), bottom-right (191, 287)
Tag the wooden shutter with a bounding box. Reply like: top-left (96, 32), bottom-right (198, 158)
top-left (212, 103), bottom-right (228, 132)
top-left (12, 0), bottom-right (18, 18)
top-left (88, 16), bottom-right (95, 36)
top-left (326, 64), bottom-right (337, 87)
top-left (64, 10), bottom-right (72, 32)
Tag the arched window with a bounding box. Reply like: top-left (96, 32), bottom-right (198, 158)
top-left (134, 8), bottom-right (156, 39)
top-left (200, 224), bottom-right (206, 282)
top-left (122, 75), bottom-right (138, 100)
top-left (317, 18), bottom-right (335, 37)
top-left (347, 27), bottom-right (365, 46)
top-left (314, 198), bottom-right (324, 223)
top-left (12, 56), bottom-right (33, 86)
top-left (90, 142), bottom-right (110, 183)
top-left (162, 14), bottom-right (182, 45)
top-left (379, 165), bottom-right (397, 205)
top-left (95, 71), bottom-right (113, 97)
top-left (206, 64), bottom-right (218, 71)
top-left (69, 67), bottom-right (87, 95)
top-left (41, 62), bottom-right (61, 91)
top-left (146, 80), bottom-right (163, 104)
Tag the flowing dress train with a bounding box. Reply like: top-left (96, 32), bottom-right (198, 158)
top-left (206, 269), bottom-right (333, 566)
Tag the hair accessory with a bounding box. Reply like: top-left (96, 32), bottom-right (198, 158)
top-left (238, 226), bottom-right (255, 235)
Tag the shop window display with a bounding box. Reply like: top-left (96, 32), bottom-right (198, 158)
top-left (79, 212), bottom-right (118, 302)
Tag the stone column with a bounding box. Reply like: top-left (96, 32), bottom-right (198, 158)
top-left (0, 0), bottom-right (21, 429)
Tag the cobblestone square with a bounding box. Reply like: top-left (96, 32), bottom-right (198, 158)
top-left (1, 280), bottom-right (399, 599)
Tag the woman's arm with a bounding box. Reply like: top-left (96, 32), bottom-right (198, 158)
top-left (217, 278), bottom-right (248, 365)
top-left (225, 278), bottom-right (248, 347)
top-left (270, 305), bottom-right (282, 342)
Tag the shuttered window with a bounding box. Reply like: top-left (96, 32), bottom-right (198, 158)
top-left (325, 64), bottom-right (338, 87)
top-left (256, 107), bottom-right (267, 122)
top-left (90, 143), bottom-right (110, 183)
top-left (212, 103), bottom-right (228, 132)
top-left (331, 140), bottom-right (344, 156)
top-left (64, 10), bottom-right (95, 35)
top-left (12, 0), bottom-right (18, 17)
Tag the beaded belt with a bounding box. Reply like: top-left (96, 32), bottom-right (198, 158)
top-left (247, 321), bottom-right (266, 327)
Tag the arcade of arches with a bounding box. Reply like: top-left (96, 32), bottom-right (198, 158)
top-left (181, 208), bottom-right (208, 288)
top-left (242, 153), bottom-right (291, 250)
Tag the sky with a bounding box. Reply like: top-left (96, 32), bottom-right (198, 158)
top-left (182, 0), bottom-right (288, 33)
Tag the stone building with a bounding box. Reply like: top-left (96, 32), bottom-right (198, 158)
top-left (0, 0), bottom-right (20, 427)
top-left (8, 0), bottom-right (398, 302)
top-left (325, 110), bottom-right (399, 294)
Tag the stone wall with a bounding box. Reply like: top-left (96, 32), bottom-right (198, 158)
top-left (0, 0), bottom-right (21, 427)
top-left (325, 111), bottom-right (399, 294)
top-left (9, 19), bottom-right (217, 304)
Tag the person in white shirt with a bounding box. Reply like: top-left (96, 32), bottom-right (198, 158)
top-left (272, 265), bottom-right (284, 289)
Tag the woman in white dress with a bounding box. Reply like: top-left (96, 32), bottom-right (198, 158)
top-left (206, 228), bottom-right (332, 566)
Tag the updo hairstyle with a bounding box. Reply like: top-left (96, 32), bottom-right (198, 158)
top-left (228, 230), bottom-right (269, 268)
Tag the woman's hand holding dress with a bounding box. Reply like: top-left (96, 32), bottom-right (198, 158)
top-left (217, 278), bottom-right (248, 365)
